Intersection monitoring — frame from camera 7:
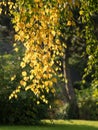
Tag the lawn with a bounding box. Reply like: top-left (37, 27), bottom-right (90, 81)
top-left (0, 120), bottom-right (98, 130)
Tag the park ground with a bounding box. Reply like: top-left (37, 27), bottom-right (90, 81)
top-left (0, 120), bottom-right (98, 130)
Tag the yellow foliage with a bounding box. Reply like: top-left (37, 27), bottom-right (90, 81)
top-left (79, 10), bottom-right (84, 15)
top-left (0, 8), bottom-right (2, 14)
top-left (67, 20), bottom-right (72, 26)
top-left (7, 0), bottom-right (72, 102)
top-left (34, 0), bottom-right (40, 2)
top-left (20, 80), bottom-right (26, 87)
top-left (20, 62), bottom-right (26, 68)
top-left (22, 71), bottom-right (27, 77)
top-left (23, 76), bottom-right (29, 81)
top-left (52, 78), bottom-right (57, 83)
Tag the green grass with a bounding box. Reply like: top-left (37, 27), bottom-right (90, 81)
top-left (0, 120), bottom-right (98, 130)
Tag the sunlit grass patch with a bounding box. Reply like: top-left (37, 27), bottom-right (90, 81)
top-left (42, 119), bottom-right (98, 128)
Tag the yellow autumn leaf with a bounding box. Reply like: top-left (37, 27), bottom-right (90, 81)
top-left (14, 47), bottom-right (19, 52)
top-left (0, 8), bottom-right (2, 14)
top-left (51, 30), bottom-right (56, 36)
top-left (16, 89), bottom-right (20, 93)
top-left (11, 75), bottom-right (16, 81)
top-left (67, 20), bottom-right (72, 26)
top-left (15, 94), bottom-right (18, 99)
top-left (79, 10), bottom-right (84, 15)
top-left (20, 62), bottom-right (26, 68)
top-left (22, 71), bottom-right (27, 77)
top-left (23, 76), bottom-right (29, 81)
top-left (15, 26), bottom-right (19, 32)
top-left (34, 0), bottom-right (40, 3)
top-left (49, 81), bottom-right (53, 87)
top-left (52, 78), bottom-right (57, 83)
top-left (37, 101), bottom-right (40, 105)
top-left (20, 80), bottom-right (26, 87)
top-left (18, 22), bottom-right (25, 28)
top-left (41, 95), bottom-right (45, 99)
top-left (13, 43), bottom-right (17, 47)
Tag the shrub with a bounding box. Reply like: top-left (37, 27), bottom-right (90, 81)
top-left (0, 54), bottom-right (49, 125)
top-left (79, 99), bottom-right (98, 120)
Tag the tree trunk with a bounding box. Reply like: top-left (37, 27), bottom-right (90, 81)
top-left (63, 49), bottom-right (79, 118)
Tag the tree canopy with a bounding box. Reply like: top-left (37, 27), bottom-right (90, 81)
top-left (0, 0), bottom-right (98, 103)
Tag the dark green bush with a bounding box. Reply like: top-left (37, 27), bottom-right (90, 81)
top-left (76, 87), bottom-right (98, 120)
top-left (0, 54), bottom-right (49, 125)
top-left (65, 102), bottom-right (79, 119)
top-left (0, 92), bottom-right (49, 125)
top-left (79, 99), bottom-right (98, 120)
